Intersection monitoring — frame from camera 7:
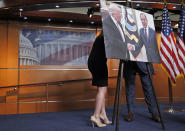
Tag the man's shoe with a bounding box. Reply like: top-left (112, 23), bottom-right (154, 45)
top-left (151, 113), bottom-right (161, 122)
top-left (124, 112), bottom-right (134, 122)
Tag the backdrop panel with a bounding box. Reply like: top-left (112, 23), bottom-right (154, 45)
top-left (19, 29), bottom-right (96, 65)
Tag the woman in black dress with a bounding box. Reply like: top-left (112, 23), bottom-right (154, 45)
top-left (88, 32), bottom-right (111, 127)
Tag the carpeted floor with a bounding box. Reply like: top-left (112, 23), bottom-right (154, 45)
top-left (0, 102), bottom-right (185, 131)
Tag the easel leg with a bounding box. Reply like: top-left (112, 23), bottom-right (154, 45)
top-left (112, 76), bottom-right (120, 124)
top-left (112, 62), bottom-right (121, 124)
top-left (116, 61), bottom-right (124, 131)
top-left (112, 60), bottom-right (124, 131)
top-left (146, 63), bottom-right (165, 130)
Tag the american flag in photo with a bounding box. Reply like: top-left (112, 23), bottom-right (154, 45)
top-left (159, 4), bottom-right (181, 85)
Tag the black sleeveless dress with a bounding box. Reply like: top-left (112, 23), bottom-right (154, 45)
top-left (88, 34), bottom-right (108, 87)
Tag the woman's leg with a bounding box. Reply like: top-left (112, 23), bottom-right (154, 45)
top-left (99, 87), bottom-right (110, 121)
top-left (90, 86), bottom-right (107, 127)
top-left (93, 86), bottom-right (107, 119)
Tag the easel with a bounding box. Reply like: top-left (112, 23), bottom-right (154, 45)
top-left (112, 60), bottom-right (124, 131)
top-left (111, 60), bottom-right (165, 131)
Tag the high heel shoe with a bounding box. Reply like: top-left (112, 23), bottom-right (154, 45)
top-left (100, 114), bottom-right (112, 124)
top-left (90, 116), bottom-right (106, 128)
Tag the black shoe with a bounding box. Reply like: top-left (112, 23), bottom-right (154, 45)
top-left (151, 113), bottom-right (161, 122)
top-left (124, 112), bottom-right (134, 122)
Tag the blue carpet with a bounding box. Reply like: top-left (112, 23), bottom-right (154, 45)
top-left (0, 102), bottom-right (185, 131)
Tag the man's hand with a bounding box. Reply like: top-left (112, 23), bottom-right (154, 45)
top-left (127, 43), bottom-right (135, 51)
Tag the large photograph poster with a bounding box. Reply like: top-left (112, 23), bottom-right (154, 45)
top-left (100, 0), bottom-right (161, 63)
top-left (19, 29), bottom-right (96, 66)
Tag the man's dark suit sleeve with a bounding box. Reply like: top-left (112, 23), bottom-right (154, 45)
top-left (102, 16), bottom-right (128, 60)
top-left (128, 28), bottom-right (143, 58)
top-left (130, 37), bottom-right (143, 57)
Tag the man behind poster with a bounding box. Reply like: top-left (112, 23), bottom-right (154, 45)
top-left (123, 12), bottom-right (161, 123)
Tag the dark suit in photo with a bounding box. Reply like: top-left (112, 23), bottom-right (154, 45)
top-left (102, 16), bottom-right (129, 60)
top-left (124, 25), bottom-right (143, 60)
top-left (139, 27), bottom-right (160, 63)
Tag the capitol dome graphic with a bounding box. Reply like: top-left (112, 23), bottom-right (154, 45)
top-left (19, 33), bottom-right (40, 65)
